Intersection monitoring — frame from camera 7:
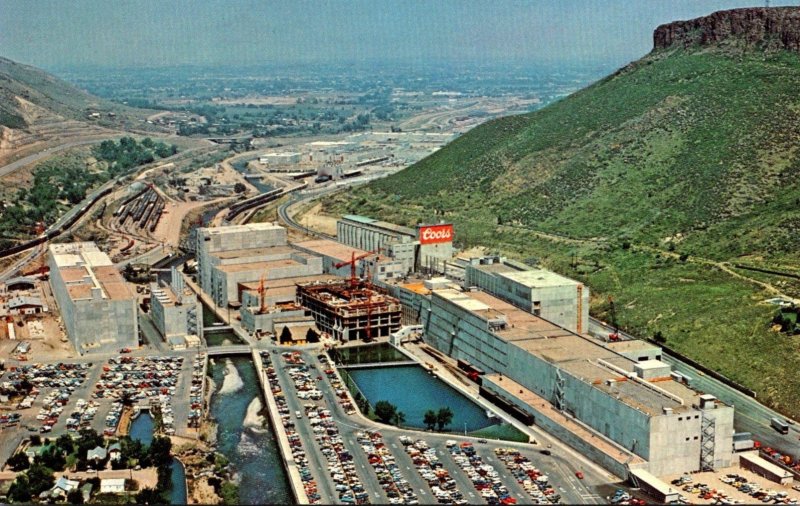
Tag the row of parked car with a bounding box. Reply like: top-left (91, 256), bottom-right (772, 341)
top-left (282, 351), bottom-right (369, 505)
top-left (357, 430), bottom-right (418, 505)
top-left (103, 400), bottom-right (125, 436)
top-left (36, 384), bottom-right (88, 433)
top-left (493, 447), bottom-right (561, 504)
top-left (188, 354), bottom-right (205, 430)
top-left (690, 473), bottom-right (799, 505)
top-left (64, 398), bottom-right (99, 433)
top-left (96, 355), bottom-right (185, 435)
top-left (319, 354), bottom-right (356, 415)
top-left (261, 351), bottom-right (322, 505)
top-left (401, 436), bottom-right (467, 505)
top-left (4, 362), bottom-right (90, 411)
top-left (449, 441), bottom-right (517, 506)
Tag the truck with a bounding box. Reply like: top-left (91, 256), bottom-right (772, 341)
top-left (771, 417), bottom-right (790, 434)
top-left (733, 432), bottom-right (755, 452)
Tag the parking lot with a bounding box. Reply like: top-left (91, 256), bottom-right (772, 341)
top-left (666, 468), bottom-right (800, 504)
top-left (261, 348), bottom-right (609, 505)
top-left (0, 350), bottom-right (200, 466)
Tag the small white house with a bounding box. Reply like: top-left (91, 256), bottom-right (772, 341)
top-left (100, 478), bottom-right (126, 494)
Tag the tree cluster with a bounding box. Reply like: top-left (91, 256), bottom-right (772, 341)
top-left (423, 407), bottom-right (454, 431)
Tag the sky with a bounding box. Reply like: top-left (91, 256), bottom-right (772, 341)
top-left (2, 0), bottom-right (799, 70)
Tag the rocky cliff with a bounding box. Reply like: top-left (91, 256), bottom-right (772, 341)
top-left (654, 7), bottom-right (800, 52)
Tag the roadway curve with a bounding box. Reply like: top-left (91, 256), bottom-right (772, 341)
top-left (0, 138), bottom-right (114, 178)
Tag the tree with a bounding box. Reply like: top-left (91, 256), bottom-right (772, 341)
top-left (233, 182), bottom-right (246, 194)
top-left (34, 445), bottom-right (66, 471)
top-left (392, 411), bottom-right (406, 426)
top-left (55, 434), bottom-right (74, 454)
top-left (436, 407), bottom-right (454, 431)
top-left (423, 410), bottom-right (437, 431)
top-left (67, 488), bottom-right (84, 504)
top-left (653, 331), bottom-right (666, 344)
top-left (6, 452), bottom-right (30, 471)
top-left (306, 328), bottom-right (320, 343)
top-left (26, 462), bottom-right (55, 496)
top-left (374, 400), bottom-right (398, 424)
top-left (29, 435), bottom-right (42, 446)
top-left (8, 474), bottom-right (31, 503)
top-left (148, 436), bottom-right (172, 468)
top-left (279, 326), bottom-right (292, 345)
top-left (136, 488), bottom-right (166, 505)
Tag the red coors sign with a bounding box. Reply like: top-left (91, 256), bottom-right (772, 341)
top-left (419, 224), bottom-right (453, 245)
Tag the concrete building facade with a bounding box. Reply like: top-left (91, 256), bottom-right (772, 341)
top-left (149, 267), bottom-right (202, 347)
top-left (336, 215), bottom-right (455, 275)
top-left (464, 256), bottom-right (590, 334)
top-left (48, 242), bottom-right (138, 355)
top-left (419, 287), bottom-right (733, 476)
top-left (196, 223), bottom-right (324, 307)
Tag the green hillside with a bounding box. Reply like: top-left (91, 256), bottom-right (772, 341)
top-left (324, 44), bottom-right (800, 414)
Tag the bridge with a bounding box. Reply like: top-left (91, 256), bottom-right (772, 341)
top-left (338, 360), bottom-right (417, 370)
top-left (204, 325), bottom-right (234, 333)
top-left (206, 345), bottom-right (252, 357)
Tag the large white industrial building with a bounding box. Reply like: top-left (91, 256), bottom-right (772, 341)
top-left (464, 255), bottom-right (590, 334)
top-left (150, 267), bottom-right (202, 349)
top-left (381, 276), bottom-right (735, 477)
top-left (336, 214), bottom-right (454, 274)
top-left (195, 222), bottom-right (323, 308)
top-left (48, 242), bottom-right (138, 355)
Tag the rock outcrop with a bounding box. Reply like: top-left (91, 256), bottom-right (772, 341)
top-left (654, 7), bottom-right (800, 52)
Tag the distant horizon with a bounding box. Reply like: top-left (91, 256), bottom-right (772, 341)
top-left (3, 1), bottom-right (799, 73)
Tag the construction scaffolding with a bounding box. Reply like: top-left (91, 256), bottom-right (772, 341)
top-left (296, 279), bottom-right (401, 342)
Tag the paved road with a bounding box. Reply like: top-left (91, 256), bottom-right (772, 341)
top-left (0, 139), bottom-right (113, 179)
top-left (588, 318), bottom-right (800, 458)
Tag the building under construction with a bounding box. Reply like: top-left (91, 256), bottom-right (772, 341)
top-left (296, 279), bottom-right (401, 342)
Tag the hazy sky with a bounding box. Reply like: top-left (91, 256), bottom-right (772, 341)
top-left (2, 0), bottom-right (799, 69)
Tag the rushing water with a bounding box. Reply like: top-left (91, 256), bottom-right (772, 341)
top-left (348, 365), bottom-right (496, 432)
top-left (128, 413), bottom-right (186, 505)
top-left (208, 356), bottom-right (291, 504)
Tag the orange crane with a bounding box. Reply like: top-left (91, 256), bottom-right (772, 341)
top-left (364, 262), bottom-right (375, 342)
top-left (258, 274), bottom-right (268, 313)
top-left (333, 250), bottom-right (380, 289)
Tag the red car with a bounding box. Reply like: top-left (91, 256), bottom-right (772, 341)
top-left (575, 471), bottom-right (584, 479)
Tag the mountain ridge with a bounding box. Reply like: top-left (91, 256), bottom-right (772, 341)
top-left (0, 56), bottom-right (164, 161)
top-left (653, 7), bottom-right (800, 52)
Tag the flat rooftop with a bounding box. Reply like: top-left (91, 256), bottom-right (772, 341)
top-left (293, 239), bottom-right (368, 263)
top-left (200, 222), bottom-right (284, 237)
top-left (435, 288), bottom-right (705, 416)
top-left (50, 242), bottom-right (114, 269)
top-left (498, 268), bottom-right (582, 289)
top-left (212, 245), bottom-right (295, 260)
top-left (151, 282), bottom-right (194, 307)
top-left (50, 242), bottom-right (134, 302)
top-left (340, 214), bottom-right (415, 237)
top-left (217, 258), bottom-right (308, 275)
top-left (606, 340), bottom-right (662, 354)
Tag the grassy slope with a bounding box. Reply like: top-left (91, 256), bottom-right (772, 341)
top-left (324, 48), bottom-right (800, 417)
top-left (0, 56), bottom-right (151, 128)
